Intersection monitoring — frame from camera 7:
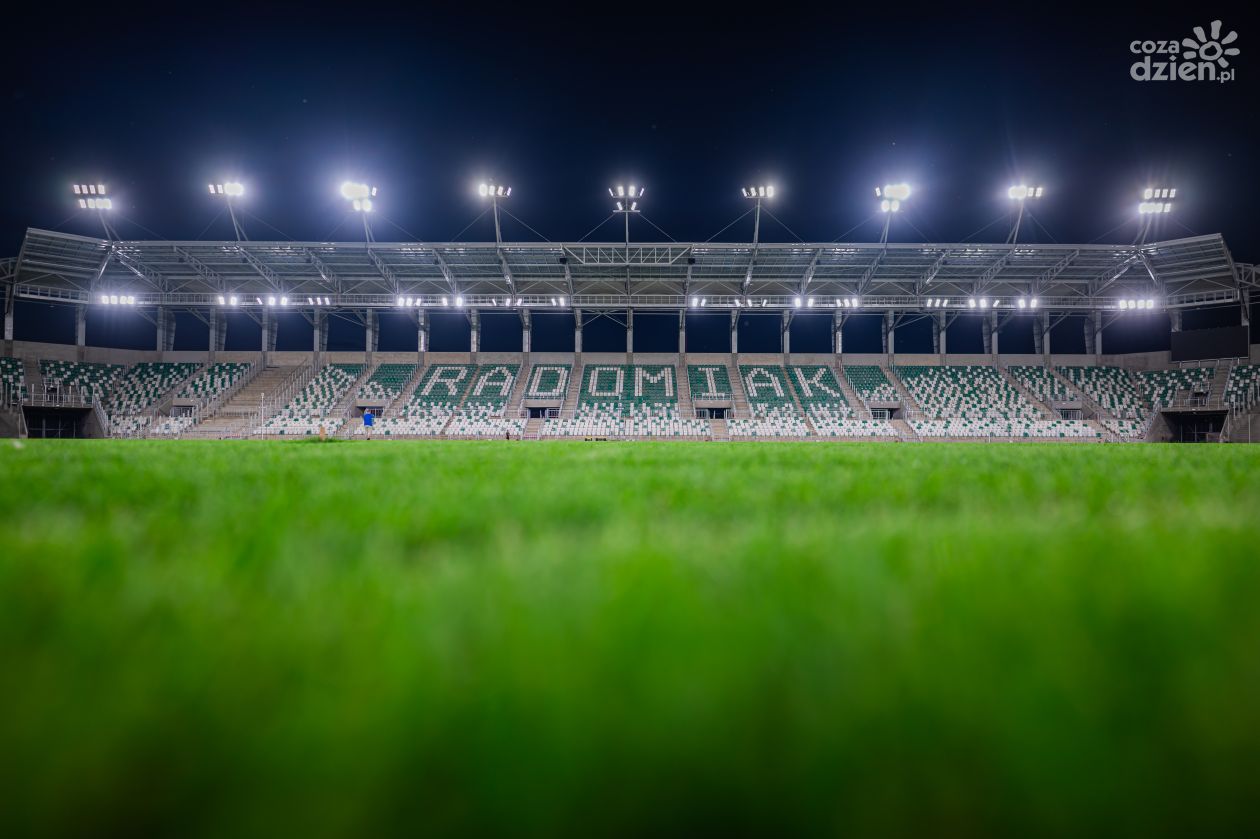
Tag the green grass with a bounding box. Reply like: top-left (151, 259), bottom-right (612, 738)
top-left (2, 440), bottom-right (1260, 836)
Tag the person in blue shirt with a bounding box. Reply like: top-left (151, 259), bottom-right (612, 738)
top-left (363, 409), bottom-right (374, 438)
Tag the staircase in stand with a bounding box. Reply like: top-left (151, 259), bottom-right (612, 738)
top-left (192, 365), bottom-right (297, 437)
top-left (727, 361), bottom-right (750, 418)
top-left (561, 364), bottom-right (582, 419)
top-left (523, 416), bottom-right (543, 440)
top-left (389, 363), bottom-right (429, 417)
top-left (676, 364), bottom-right (695, 421)
top-left (710, 417), bottom-right (729, 441)
top-left (880, 363), bottom-right (921, 413)
top-left (832, 362), bottom-right (872, 419)
top-left (997, 365), bottom-right (1057, 419)
top-left (890, 417), bottom-right (920, 442)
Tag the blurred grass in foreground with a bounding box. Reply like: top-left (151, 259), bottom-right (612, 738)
top-left (1, 440), bottom-right (1259, 837)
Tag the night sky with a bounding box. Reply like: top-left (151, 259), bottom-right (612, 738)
top-left (3, 2), bottom-right (1256, 353)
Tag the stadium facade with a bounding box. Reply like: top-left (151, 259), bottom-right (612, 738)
top-left (2, 228), bottom-right (1258, 442)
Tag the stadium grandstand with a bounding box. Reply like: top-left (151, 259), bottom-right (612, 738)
top-left (1, 226), bottom-right (1257, 442)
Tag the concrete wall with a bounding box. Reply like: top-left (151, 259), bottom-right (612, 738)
top-left (5, 340), bottom-right (1255, 373)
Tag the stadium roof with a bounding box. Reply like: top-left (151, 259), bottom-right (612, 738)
top-left (3, 228), bottom-right (1254, 313)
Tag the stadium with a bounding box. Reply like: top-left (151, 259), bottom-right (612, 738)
top-left (3, 5), bottom-right (1260, 837)
top-left (3, 214), bottom-right (1257, 442)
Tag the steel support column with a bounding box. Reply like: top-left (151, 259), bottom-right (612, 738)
top-left (626, 309), bottom-right (634, 356)
top-left (730, 310), bottom-right (739, 355)
top-left (781, 310), bottom-right (791, 356)
top-left (417, 309), bottom-right (429, 355)
top-left (678, 310), bottom-right (686, 356)
top-left (468, 309), bottom-right (479, 356)
top-left (75, 305), bottom-right (87, 360)
top-left (574, 309), bottom-right (583, 355)
top-left (882, 310), bottom-right (894, 356)
top-left (833, 310), bottom-right (844, 355)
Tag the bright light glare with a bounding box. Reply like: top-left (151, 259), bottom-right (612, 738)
top-left (881, 183), bottom-right (911, 201)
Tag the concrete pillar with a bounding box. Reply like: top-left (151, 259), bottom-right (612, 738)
top-left (938, 311), bottom-right (948, 358)
top-left (467, 308), bottom-right (478, 356)
top-left (678, 310), bottom-right (686, 356)
top-left (781, 310), bottom-right (791, 356)
top-left (417, 309), bottom-right (429, 355)
top-left (314, 311), bottom-right (323, 354)
top-left (1083, 313), bottom-right (1096, 356)
top-left (990, 310), bottom-right (1000, 358)
top-left (521, 309), bottom-right (531, 355)
top-left (982, 323), bottom-right (992, 355)
top-left (156, 307), bottom-right (175, 354)
top-left (3, 284), bottom-right (14, 345)
top-left (574, 309), bottom-right (583, 355)
top-left (1036, 310), bottom-right (1050, 358)
top-left (366, 309), bottom-right (380, 356)
top-left (262, 308), bottom-right (277, 357)
top-left (1094, 310), bottom-right (1104, 359)
top-left (882, 310), bottom-right (895, 356)
top-left (833, 311), bottom-right (844, 355)
top-left (729, 310), bottom-right (739, 355)
top-left (209, 309), bottom-right (226, 360)
top-left (626, 308), bottom-right (634, 356)
top-left (1169, 310), bottom-right (1182, 332)
top-left (75, 305), bottom-right (87, 361)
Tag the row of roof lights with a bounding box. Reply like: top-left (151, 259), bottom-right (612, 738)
top-left (98, 294), bottom-right (136, 305)
top-left (1119, 299), bottom-right (1157, 310)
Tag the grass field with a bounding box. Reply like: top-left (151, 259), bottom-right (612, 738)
top-left (2, 440), bottom-right (1260, 836)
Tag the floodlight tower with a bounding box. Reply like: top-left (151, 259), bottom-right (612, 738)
top-left (741, 185), bottom-right (775, 247)
top-left (609, 184), bottom-right (644, 258)
top-left (72, 183), bottom-right (118, 240)
top-left (341, 181), bottom-right (378, 243)
top-left (478, 182), bottom-right (512, 245)
top-left (208, 182), bottom-right (247, 241)
top-left (875, 183), bottom-right (911, 245)
top-left (1007, 185), bottom-right (1044, 245)
top-left (1136, 187), bottom-right (1175, 244)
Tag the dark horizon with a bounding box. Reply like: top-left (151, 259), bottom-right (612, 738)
top-left (3, 1), bottom-right (1256, 353)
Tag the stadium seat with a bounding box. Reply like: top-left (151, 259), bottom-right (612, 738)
top-left (370, 364), bottom-right (475, 437)
top-left (1225, 365), bottom-right (1260, 409)
top-left (257, 363), bottom-right (364, 436)
top-left (357, 363), bottom-right (417, 403)
top-left (107, 362), bottom-right (200, 417)
top-left (728, 365), bottom-right (809, 438)
top-left (179, 362), bottom-right (252, 404)
top-left (893, 365), bottom-right (1040, 419)
top-left (1, 357), bottom-right (27, 404)
top-left (1056, 366), bottom-right (1146, 420)
top-left (39, 360), bottom-right (125, 401)
top-left (1008, 365), bottom-right (1074, 403)
top-left (443, 364), bottom-right (526, 438)
top-left (542, 365), bottom-right (707, 437)
top-left (524, 364), bottom-right (572, 400)
top-left (687, 365), bottom-right (733, 399)
top-left (843, 365), bottom-right (899, 402)
top-left (1134, 367), bottom-right (1214, 408)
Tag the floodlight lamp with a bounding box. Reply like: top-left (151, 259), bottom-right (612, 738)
top-left (882, 183), bottom-right (911, 201)
top-left (280, 297), bottom-right (288, 306)
top-left (1030, 297), bottom-right (1039, 309)
top-left (793, 297), bottom-right (802, 308)
top-left (559, 296), bottom-right (566, 306)
top-left (397, 296), bottom-right (405, 307)
top-left (217, 295), bottom-right (226, 305)
top-left (455, 295), bottom-right (464, 307)
top-left (968, 298), bottom-right (977, 309)
top-left (691, 296), bottom-right (699, 308)
top-left (229, 295), bottom-right (238, 306)
top-left (1018, 297), bottom-right (1027, 309)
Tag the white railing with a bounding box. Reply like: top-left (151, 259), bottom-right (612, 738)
top-left (258, 365), bottom-right (315, 423)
